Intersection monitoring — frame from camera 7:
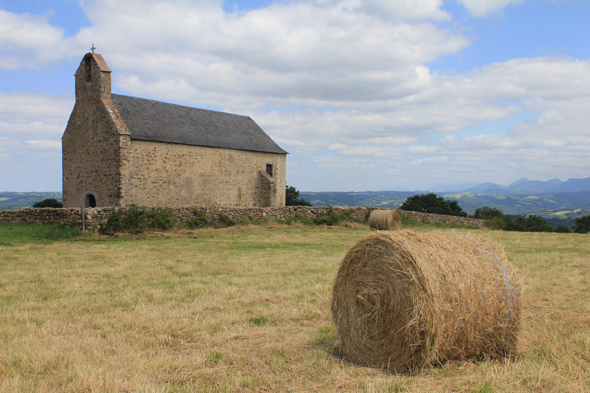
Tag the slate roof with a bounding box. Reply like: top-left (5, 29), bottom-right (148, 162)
top-left (111, 94), bottom-right (287, 154)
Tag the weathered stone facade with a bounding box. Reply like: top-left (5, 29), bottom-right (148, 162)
top-left (62, 53), bottom-right (286, 209)
top-left (120, 140), bottom-right (286, 207)
top-left (0, 207), bottom-right (485, 232)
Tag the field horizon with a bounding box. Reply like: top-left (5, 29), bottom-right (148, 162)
top-left (3, 189), bottom-right (590, 222)
top-left (1, 223), bottom-right (589, 392)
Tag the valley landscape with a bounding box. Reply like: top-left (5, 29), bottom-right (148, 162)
top-left (4, 178), bottom-right (590, 220)
top-left (302, 177), bottom-right (590, 222)
top-left (0, 192), bottom-right (62, 210)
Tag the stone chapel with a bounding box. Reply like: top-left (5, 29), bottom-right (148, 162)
top-left (62, 53), bottom-right (287, 208)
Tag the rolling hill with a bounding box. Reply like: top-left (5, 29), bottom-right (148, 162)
top-left (0, 192), bottom-right (62, 210)
top-left (300, 189), bottom-right (590, 218)
top-left (433, 176), bottom-right (590, 195)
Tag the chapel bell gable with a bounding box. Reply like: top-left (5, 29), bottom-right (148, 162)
top-left (74, 53), bottom-right (112, 102)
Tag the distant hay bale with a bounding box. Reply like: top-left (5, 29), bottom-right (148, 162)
top-left (369, 209), bottom-right (402, 231)
top-left (331, 230), bottom-right (521, 373)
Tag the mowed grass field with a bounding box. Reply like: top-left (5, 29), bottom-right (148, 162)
top-left (0, 223), bottom-right (589, 392)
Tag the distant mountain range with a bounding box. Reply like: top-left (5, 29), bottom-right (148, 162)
top-left (300, 189), bottom-right (590, 217)
top-left (300, 177), bottom-right (590, 219)
top-left (429, 177), bottom-right (590, 195)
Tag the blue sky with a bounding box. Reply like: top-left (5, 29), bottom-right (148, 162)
top-left (1, 0), bottom-right (589, 192)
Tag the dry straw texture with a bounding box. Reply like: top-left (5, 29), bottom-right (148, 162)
top-left (368, 209), bottom-right (402, 231)
top-left (332, 230), bottom-right (522, 373)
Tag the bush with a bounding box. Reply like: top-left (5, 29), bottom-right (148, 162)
top-left (504, 215), bottom-right (553, 233)
top-left (399, 193), bottom-right (467, 217)
top-left (99, 205), bottom-right (176, 234)
top-left (311, 205), bottom-right (361, 226)
top-left (313, 206), bottom-right (343, 226)
top-left (277, 214), bottom-right (313, 226)
top-left (473, 206), bottom-right (504, 220)
top-left (217, 214), bottom-right (236, 228)
top-left (286, 185), bottom-right (312, 206)
top-left (185, 210), bottom-right (209, 229)
top-left (400, 214), bottom-right (419, 227)
top-left (150, 209), bottom-right (176, 230)
top-left (122, 205), bottom-right (148, 230)
top-left (573, 215), bottom-right (590, 234)
top-left (100, 209), bottom-right (123, 234)
top-left (184, 210), bottom-right (238, 229)
top-left (484, 216), bottom-right (507, 230)
top-left (33, 198), bottom-right (63, 208)
top-left (556, 224), bottom-right (571, 233)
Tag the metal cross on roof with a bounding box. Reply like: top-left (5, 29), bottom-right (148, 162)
top-left (91, 44), bottom-right (96, 53)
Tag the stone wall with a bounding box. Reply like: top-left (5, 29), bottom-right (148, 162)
top-left (0, 207), bottom-right (485, 231)
top-left (399, 210), bottom-right (485, 227)
top-left (121, 140), bottom-right (286, 208)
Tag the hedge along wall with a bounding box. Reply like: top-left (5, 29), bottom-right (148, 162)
top-left (0, 206), bottom-right (485, 231)
top-left (399, 210), bottom-right (485, 227)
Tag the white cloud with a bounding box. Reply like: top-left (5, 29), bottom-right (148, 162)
top-left (1, 1), bottom-right (589, 191)
top-left (0, 9), bottom-right (86, 70)
top-left (0, 92), bottom-right (71, 191)
top-left (74, 0), bottom-right (468, 108)
top-left (0, 92), bottom-right (73, 140)
top-left (255, 57), bottom-right (590, 161)
top-left (312, 0), bottom-right (451, 21)
top-left (0, 134), bottom-right (62, 191)
top-left (328, 143), bottom-right (404, 157)
top-left (25, 140), bottom-right (62, 149)
top-left (456, 0), bottom-right (526, 17)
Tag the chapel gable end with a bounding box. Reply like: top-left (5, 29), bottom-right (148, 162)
top-left (63, 52), bottom-right (128, 209)
top-left (74, 53), bottom-right (112, 102)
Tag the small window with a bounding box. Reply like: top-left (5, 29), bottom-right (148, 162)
top-left (85, 57), bottom-right (92, 82)
top-left (266, 163), bottom-right (273, 177)
top-left (84, 194), bottom-right (96, 208)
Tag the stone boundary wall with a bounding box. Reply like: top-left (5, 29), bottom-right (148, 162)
top-left (399, 210), bottom-right (485, 227)
top-left (0, 206), bottom-right (485, 231)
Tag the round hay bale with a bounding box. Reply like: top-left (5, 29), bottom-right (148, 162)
top-left (331, 230), bottom-right (521, 372)
top-left (369, 209), bottom-right (402, 231)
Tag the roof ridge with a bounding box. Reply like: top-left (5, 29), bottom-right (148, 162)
top-left (111, 94), bottom-right (288, 155)
top-left (110, 93), bottom-right (250, 119)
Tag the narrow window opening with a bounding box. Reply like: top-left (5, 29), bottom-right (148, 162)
top-left (85, 57), bottom-right (92, 82)
top-left (266, 163), bottom-right (273, 177)
top-left (84, 194), bottom-right (96, 208)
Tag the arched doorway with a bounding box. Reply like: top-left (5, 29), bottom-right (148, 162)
top-left (84, 194), bottom-right (97, 208)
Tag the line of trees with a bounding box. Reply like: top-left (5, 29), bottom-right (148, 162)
top-left (285, 185), bottom-right (312, 206)
top-left (573, 215), bottom-right (590, 233)
top-left (472, 205), bottom-right (590, 233)
top-left (398, 193), bottom-right (467, 217)
top-left (398, 193), bottom-right (589, 233)
top-left (33, 199), bottom-right (63, 208)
